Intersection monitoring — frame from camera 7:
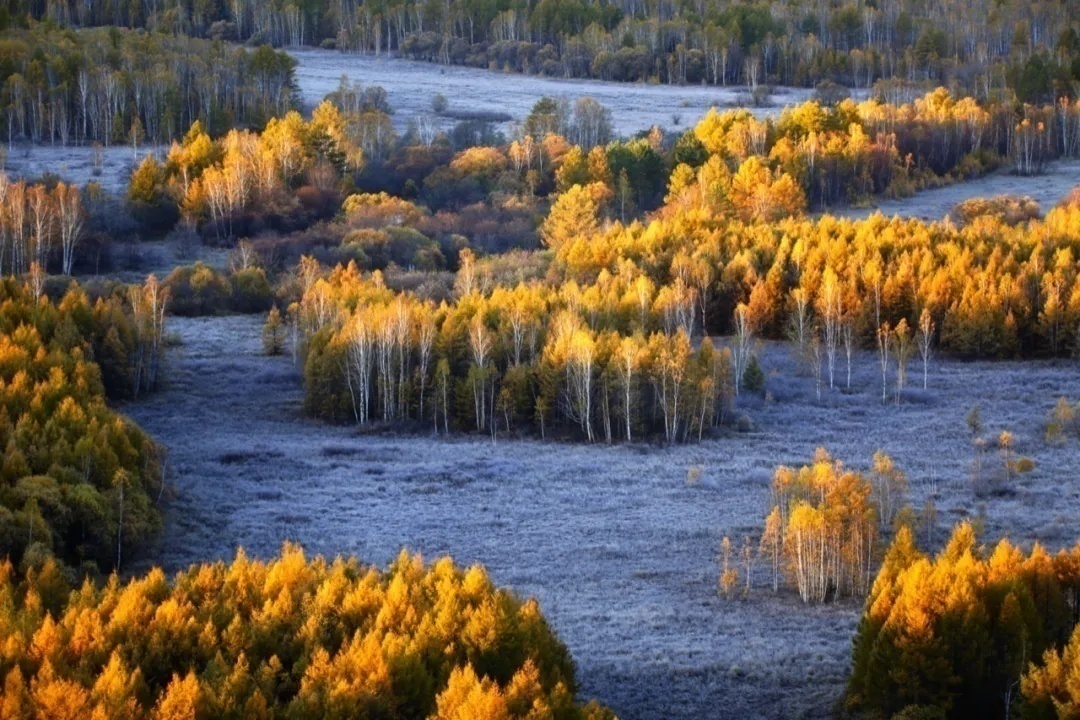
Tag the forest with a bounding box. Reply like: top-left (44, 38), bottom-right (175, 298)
top-left (8, 0), bottom-right (1080, 98)
top-left (1, 0), bottom-right (1080, 717)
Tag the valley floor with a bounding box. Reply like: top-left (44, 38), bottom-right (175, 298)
top-left (124, 314), bottom-right (1080, 718)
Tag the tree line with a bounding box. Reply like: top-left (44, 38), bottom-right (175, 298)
top-left (0, 543), bottom-right (614, 719)
top-left (12, 0), bottom-right (1080, 100)
top-left (135, 87), bottom-right (1080, 256)
top-left (0, 23), bottom-right (296, 146)
top-left (116, 85), bottom-right (1080, 273)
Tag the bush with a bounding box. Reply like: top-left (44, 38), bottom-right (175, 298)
top-left (163, 262), bottom-right (233, 315)
top-left (742, 354), bottom-right (766, 393)
top-left (1045, 397), bottom-right (1077, 443)
top-left (230, 266), bottom-right (275, 313)
top-left (262, 306), bottom-right (286, 355)
top-left (954, 195), bottom-right (1041, 226)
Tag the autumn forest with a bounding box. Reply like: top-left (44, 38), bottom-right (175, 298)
top-left (0, 1), bottom-right (1080, 718)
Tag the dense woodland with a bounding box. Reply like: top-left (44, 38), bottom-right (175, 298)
top-left (9, 0), bottom-right (1080, 98)
top-left (0, 24), bottom-right (296, 146)
top-left (0, 276), bottom-right (167, 575)
top-left (288, 157), bottom-right (1080, 442)
top-left (4, 3), bottom-right (1080, 718)
top-left (0, 544), bottom-right (614, 719)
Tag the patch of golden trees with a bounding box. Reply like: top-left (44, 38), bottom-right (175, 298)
top-left (295, 256), bottom-right (737, 442)
top-left (763, 450), bottom-right (877, 603)
top-left (847, 522), bottom-right (1080, 719)
top-left (681, 89), bottom-right (1080, 211)
top-left (0, 277), bottom-right (166, 573)
top-left (291, 166), bottom-right (1080, 441)
top-left (0, 544), bottom-right (613, 720)
top-left (554, 187), bottom-right (1080, 361)
top-left (131, 95), bottom-right (399, 240)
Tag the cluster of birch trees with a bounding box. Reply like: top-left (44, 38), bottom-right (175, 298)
top-left (0, 24), bottom-right (296, 146)
top-left (296, 255), bottom-right (740, 442)
top-left (0, 174), bottom-right (84, 275)
top-left (759, 449), bottom-right (906, 603)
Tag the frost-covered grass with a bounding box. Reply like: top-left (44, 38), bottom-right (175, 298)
top-left (2, 142), bottom-right (166, 193)
top-left (123, 314), bottom-right (1080, 719)
top-left (289, 49), bottom-right (823, 137)
top-left (834, 160), bottom-right (1080, 221)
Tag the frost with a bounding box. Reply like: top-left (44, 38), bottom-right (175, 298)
top-left (289, 49), bottom-right (822, 138)
top-left (124, 314), bottom-right (1080, 718)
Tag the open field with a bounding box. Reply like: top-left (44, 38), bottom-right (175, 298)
top-left (124, 314), bottom-right (1080, 719)
top-left (836, 160), bottom-right (1080, 221)
top-left (2, 142), bottom-right (166, 193)
top-left (289, 48), bottom-right (824, 137)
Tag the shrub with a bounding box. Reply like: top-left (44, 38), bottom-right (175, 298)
top-left (954, 195), bottom-right (1041, 226)
top-left (230, 266), bottom-right (275, 313)
top-left (742, 354), bottom-right (766, 393)
top-left (163, 262), bottom-right (233, 315)
top-left (1046, 397), bottom-right (1077, 443)
top-left (262, 306), bottom-right (285, 355)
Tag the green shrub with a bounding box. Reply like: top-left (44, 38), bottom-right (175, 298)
top-left (164, 262), bottom-right (233, 315)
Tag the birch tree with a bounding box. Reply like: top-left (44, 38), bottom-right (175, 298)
top-left (876, 322), bottom-right (892, 404)
top-left (732, 302), bottom-right (754, 396)
top-left (917, 308), bottom-right (935, 389)
top-left (55, 182), bottom-right (83, 275)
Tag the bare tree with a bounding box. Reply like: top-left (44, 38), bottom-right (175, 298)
top-left (114, 469), bottom-right (130, 571)
top-left (842, 319), bottom-right (855, 389)
top-left (616, 335), bottom-right (639, 441)
top-left (810, 333), bottom-right (824, 402)
top-left (870, 451), bottom-right (907, 530)
top-left (760, 506), bottom-right (782, 592)
top-left (346, 312), bottom-right (375, 424)
top-left (27, 185), bottom-right (53, 271)
top-left (788, 287), bottom-right (813, 367)
top-left (566, 329), bottom-right (595, 442)
top-left (818, 270), bottom-right (842, 389)
top-left (468, 314), bottom-right (492, 431)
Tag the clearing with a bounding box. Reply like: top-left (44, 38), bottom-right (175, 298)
top-left (3, 142), bottom-right (166, 194)
top-left (836, 160), bottom-right (1080, 221)
top-left (124, 313), bottom-right (1080, 718)
top-left (289, 48), bottom-right (820, 137)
